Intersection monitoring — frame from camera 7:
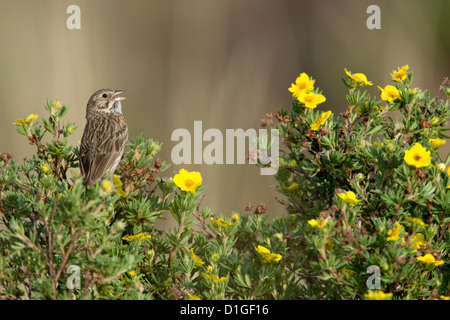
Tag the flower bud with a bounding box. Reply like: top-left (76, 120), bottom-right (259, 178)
top-left (101, 180), bottom-right (112, 193)
top-left (211, 253), bottom-right (220, 264)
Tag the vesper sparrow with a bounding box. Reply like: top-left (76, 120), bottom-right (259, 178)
top-left (79, 89), bottom-right (128, 186)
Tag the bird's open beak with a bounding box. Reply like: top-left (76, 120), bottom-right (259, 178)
top-left (112, 90), bottom-right (126, 101)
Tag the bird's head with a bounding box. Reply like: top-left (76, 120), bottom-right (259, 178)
top-left (86, 88), bottom-right (126, 115)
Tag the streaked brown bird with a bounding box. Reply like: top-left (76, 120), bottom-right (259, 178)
top-left (79, 89), bottom-right (128, 186)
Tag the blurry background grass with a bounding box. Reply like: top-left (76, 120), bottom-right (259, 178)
top-left (0, 0), bottom-right (449, 228)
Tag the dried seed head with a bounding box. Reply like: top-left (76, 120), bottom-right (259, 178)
top-left (244, 202), bottom-right (254, 211)
top-left (431, 289), bottom-right (440, 299)
top-left (283, 115), bottom-right (292, 124)
top-left (1, 152), bottom-right (13, 163)
top-left (420, 119), bottom-right (431, 128)
top-left (275, 112), bottom-right (283, 121)
top-left (254, 203), bottom-right (267, 214)
top-left (319, 127), bottom-right (329, 135)
top-left (154, 158), bottom-right (162, 169)
top-left (395, 256), bottom-right (406, 265)
top-left (260, 118), bottom-right (268, 127)
top-left (28, 134), bottom-right (39, 145)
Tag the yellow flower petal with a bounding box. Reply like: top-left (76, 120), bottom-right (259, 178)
top-left (429, 138), bottom-right (446, 148)
top-left (210, 217), bottom-right (234, 228)
top-left (364, 291), bottom-right (393, 300)
top-left (185, 248), bottom-right (205, 266)
top-left (101, 180), bottom-right (112, 193)
top-left (201, 272), bottom-right (228, 283)
top-left (13, 113), bottom-right (39, 125)
top-left (308, 218), bottom-right (328, 229)
top-left (122, 232), bottom-right (152, 241)
top-left (405, 216), bottom-right (428, 227)
top-left (231, 213), bottom-right (240, 222)
top-left (255, 245), bottom-right (282, 262)
top-left (416, 253), bottom-right (444, 266)
top-left (409, 233), bottom-right (427, 252)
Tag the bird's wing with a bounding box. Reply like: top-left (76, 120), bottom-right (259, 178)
top-left (80, 115), bottom-right (128, 186)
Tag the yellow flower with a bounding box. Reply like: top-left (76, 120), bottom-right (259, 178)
top-left (113, 174), bottom-right (122, 187)
top-left (201, 272), bottom-right (228, 283)
top-left (429, 138), bottom-right (446, 148)
top-left (416, 254), bottom-right (444, 266)
top-left (185, 248), bottom-right (205, 266)
top-left (173, 168), bottom-right (202, 193)
top-left (373, 105), bottom-right (384, 112)
top-left (364, 291), bottom-right (393, 300)
top-left (404, 216), bottom-right (429, 227)
top-left (101, 180), bottom-right (112, 193)
top-left (128, 270), bottom-right (136, 277)
top-left (310, 111), bottom-right (332, 130)
top-left (337, 190), bottom-right (361, 206)
top-left (354, 105), bottom-right (363, 115)
top-left (231, 213), bottom-right (240, 222)
top-left (282, 183), bottom-right (299, 192)
top-left (344, 68), bottom-right (373, 86)
top-left (288, 73), bottom-right (315, 98)
top-left (52, 100), bottom-right (61, 110)
top-left (187, 293), bottom-right (201, 300)
top-left (298, 92), bottom-right (326, 109)
top-left (438, 295), bottom-right (450, 300)
top-left (392, 65), bottom-right (409, 82)
top-left (255, 245), bottom-right (282, 262)
top-left (112, 175), bottom-right (127, 197)
top-left (409, 233), bottom-right (427, 252)
top-left (13, 113), bottom-right (39, 125)
top-left (40, 164), bottom-right (50, 173)
top-left (341, 267), bottom-right (355, 277)
top-left (387, 222), bottom-right (403, 241)
top-left (447, 166), bottom-right (450, 176)
top-left (404, 143), bottom-right (431, 168)
top-left (211, 252), bottom-right (220, 263)
top-left (210, 217), bottom-right (234, 228)
top-left (308, 218), bottom-right (328, 229)
top-left (116, 188), bottom-right (127, 198)
top-left (431, 117), bottom-right (440, 125)
top-left (279, 158), bottom-right (297, 167)
top-left (324, 237), bottom-right (334, 252)
top-left (437, 163), bottom-right (446, 172)
top-left (122, 232), bottom-right (152, 241)
top-left (378, 85), bottom-right (400, 102)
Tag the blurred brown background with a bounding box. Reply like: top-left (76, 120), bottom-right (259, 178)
top-left (1, 0), bottom-right (449, 229)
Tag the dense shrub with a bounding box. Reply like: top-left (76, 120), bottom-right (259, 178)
top-left (0, 66), bottom-right (448, 299)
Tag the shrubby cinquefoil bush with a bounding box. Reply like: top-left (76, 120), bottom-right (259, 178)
top-left (0, 65), bottom-right (449, 300)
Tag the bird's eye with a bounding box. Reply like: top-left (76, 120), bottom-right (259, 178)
top-left (102, 93), bottom-right (108, 98)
